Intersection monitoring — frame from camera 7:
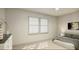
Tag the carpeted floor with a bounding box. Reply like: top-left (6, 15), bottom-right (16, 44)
top-left (13, 39), bottom-right (75, 50)
top-left (22, 40), bottom-right (67, 50)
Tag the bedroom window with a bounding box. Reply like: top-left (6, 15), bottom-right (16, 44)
top-left (28, 17), bottom-right (48, 34)
top-left (29, 17), bottom-right (39, 34)
top-left (40, 18), bottom-right (48, 33)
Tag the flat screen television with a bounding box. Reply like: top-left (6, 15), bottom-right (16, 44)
top-left (68, 22), bottom-right (79, 30)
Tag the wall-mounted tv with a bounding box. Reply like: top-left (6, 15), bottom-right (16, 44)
top-left (68, 22), bottom-right (79, 30)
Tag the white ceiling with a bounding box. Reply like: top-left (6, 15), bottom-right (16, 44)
top-left (22, 8), bottom-right (79, 16)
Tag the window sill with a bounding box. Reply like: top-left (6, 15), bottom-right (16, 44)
top-left (28, 32), bottom-right (49, 35)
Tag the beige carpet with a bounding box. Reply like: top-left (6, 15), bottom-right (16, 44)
top-left (22, 40), bottom-right (68, 50)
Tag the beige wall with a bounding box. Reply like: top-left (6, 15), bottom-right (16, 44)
top-left (0, 8), bottom-right (6, 34)
top-left (6, 9), bottom-right (57, 46)
top-left (58, 12), bottom-right (79, 35)
top-left (0, 8), bottom-right (5, 19)
top-left (1, 8), bottom-right (79, 47)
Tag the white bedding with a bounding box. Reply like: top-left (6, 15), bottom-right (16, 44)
top-left (53, 40), bottom-right (75, 50)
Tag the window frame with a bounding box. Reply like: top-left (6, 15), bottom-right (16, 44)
top-left (28, 16), bottom-right (49, 34)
